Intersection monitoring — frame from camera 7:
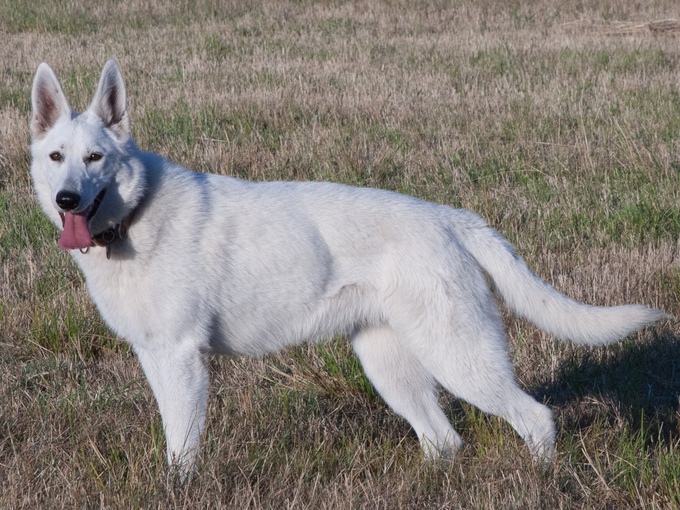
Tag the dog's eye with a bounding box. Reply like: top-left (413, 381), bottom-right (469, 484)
top-left (88, 152), bottom-right (103, 162)
top-left (49, 152), bottom-right (62, 162)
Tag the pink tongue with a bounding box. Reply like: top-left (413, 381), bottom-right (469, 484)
top-left (58, 213), bottom-right (93, 250)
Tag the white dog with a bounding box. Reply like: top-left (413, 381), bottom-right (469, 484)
top-left (30, 60), bottom-right (666, 477)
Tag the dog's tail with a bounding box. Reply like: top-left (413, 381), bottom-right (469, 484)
top-left (456, 211), bottom-right (669, 346)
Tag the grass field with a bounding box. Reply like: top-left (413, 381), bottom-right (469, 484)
top-left (1, 0), bottom-right (679, 507)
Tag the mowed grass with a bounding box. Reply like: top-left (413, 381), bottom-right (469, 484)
top-left (1, 0), bottom-right (679, 507)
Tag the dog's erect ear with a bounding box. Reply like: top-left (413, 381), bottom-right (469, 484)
top-left (31, 63), bottom-right (71, 140)
top-left (89, 59), bottom-right (130, 139)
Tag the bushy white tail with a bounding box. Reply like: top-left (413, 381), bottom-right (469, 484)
top-left (457, 212), bottom-right (668, 345)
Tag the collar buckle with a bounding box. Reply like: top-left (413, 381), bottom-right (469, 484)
top-left (89, 208), bottom-right (137, 259)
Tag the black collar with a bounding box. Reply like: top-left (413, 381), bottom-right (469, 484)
top-left (89, 209), bottom-right (136, 259)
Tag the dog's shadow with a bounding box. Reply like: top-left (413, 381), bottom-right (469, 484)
top-left (533, 329), bottom-right (680, 442)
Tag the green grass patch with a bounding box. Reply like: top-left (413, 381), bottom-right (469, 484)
top-left (0, 0), bottom-right (98, 34)
top-left (0, 196), bottom-right (55, 261)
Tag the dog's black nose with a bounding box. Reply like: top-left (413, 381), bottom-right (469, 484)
top-left (56, 190), bottom-right (80, 211)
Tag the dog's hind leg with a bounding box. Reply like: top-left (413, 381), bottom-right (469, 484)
top-left (445, 367), bottom-right (555, 461)
top-left (404, 309), bottom-right (556, 461)
top-left (133, 342), bottom-right (210, 478)
top-left (351, 325), bottom-right (463, 459)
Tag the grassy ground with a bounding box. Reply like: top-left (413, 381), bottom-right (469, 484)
top-left (1, 0), bottom-right (679, 507)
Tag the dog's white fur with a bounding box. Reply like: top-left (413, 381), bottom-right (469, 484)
top-left (30, 60), bottom-right (667, 476)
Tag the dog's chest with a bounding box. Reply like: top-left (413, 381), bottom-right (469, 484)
top-left (77, 252), bottom-right (157, 344)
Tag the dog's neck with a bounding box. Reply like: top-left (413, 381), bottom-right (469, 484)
top-left (87, 206), bottom-right (139, 259)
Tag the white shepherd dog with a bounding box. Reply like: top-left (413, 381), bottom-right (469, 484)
top-left (30, 60), bottom-right (667, 477)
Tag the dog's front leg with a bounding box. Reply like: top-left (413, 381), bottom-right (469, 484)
top-left (133, 341), bottom-right (210, 479)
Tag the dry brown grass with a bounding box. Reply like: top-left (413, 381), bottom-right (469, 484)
top-left (1, 0), bottom-right (679, 508)
top-left (562, 18), bottom-right (680, 36)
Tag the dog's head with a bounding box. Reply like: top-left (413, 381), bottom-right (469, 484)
top-left (30, 60), bottom-right (145, 251)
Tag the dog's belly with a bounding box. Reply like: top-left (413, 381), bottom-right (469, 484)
top-left (204, 282), bottom-right (379, 357)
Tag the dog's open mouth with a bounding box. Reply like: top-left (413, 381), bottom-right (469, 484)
top-left (58, 188), bottom-right (107, 251)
